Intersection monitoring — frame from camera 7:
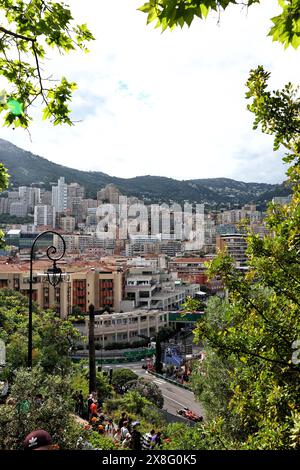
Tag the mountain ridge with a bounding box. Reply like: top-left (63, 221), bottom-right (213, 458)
top-left (0, 138), bottom-right (291, 208)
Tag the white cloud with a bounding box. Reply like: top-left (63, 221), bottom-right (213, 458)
top-left (0, 0), bottom-right (298, 184)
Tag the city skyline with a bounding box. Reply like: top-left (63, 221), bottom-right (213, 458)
top-left (0, 1), bottom-right (298, 184)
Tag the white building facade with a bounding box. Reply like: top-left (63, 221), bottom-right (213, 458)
top-left (85, 310), bottom-right (169, 347)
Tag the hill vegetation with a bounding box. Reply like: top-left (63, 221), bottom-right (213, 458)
top-left (0, 139), bottom-right (291, 207)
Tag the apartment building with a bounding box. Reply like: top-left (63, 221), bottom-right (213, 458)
top-left (88, 309), bottom-right (169, 347)
top-left (0, 198), bottom-right (11, 214)
top-left (0, 261), bottom-right (71, 318)
top-left (52, 177), bottom-right (68, 213)
top-left (70, 267), bottom-right (123, 313)
top-left (125, 266), bottom-right (198, 310)
top-left (54, 233), bottom-right (116, 254)
top-left (34, 205), bottom-right (55, 227)
top-left (251, 222), bottom-right (270, 238)
top-left (167, 256), bottom-right (224, 293)
top-left (0, 261), bottom-right (123, 318)
top-left (5, 231), bottom-right (54, 251)
top-left (272, 196), bottom-right (292, 205)
top-left (9, 201), bottom-right (28, 218)
top-left (218, 205), bottom-right (264, 225)
top-left (97, 184), bottom-right (121, 204)
top-left (19, 187), bottom-right (41, 211)
top-left (216, 233), bottom-right (248, 267)
top-left (168, 257), bottom-right (210, 285)
top-left (60, 216), bottom-right (76, 233)
top-left (40, 190), bottom-right (53, 206)
top-left (125, 234), bottom-right (182, 257)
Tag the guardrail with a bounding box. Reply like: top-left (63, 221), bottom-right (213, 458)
top-left (148, 370), bottom-right (191, 390)
top-left (71, 348), bottom-right (155, 365)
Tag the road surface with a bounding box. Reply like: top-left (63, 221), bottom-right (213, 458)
top-left (102, 362), bottom-right (205, 423)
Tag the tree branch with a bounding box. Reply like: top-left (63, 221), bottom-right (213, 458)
top-left (31, 42), bottom-right (48, 106)
top-left (0, 26), bottom-right (36, 43)
top-left (230, 282), bottom-right (292, 347)
top-left (218, 342), bottom-right (300, 372)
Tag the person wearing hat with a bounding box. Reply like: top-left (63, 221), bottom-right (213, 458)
top-left (23, 430), bottom-right (53, 451)
top-left (131, 421), bottom-right (142, 451)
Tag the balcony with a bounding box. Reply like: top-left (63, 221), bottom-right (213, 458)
top-left (93, 317), bottom-right (158, 335)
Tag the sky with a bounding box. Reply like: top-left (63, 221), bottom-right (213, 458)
top-left (0, 0), bottom-right (299, 184)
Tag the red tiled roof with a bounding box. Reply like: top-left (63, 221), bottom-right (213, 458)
top-left (0, 258), bottom-right (116, 274)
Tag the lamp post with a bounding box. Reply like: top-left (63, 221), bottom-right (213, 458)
top-left (88, 304), bottom-right (96, 394)
top-left (28, 230), bottom-right (66, 368)
top-left (100, 344), bottom-right (103, 371)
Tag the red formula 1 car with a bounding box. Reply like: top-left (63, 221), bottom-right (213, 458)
top-left (177, 407), bottom-right (203, 422)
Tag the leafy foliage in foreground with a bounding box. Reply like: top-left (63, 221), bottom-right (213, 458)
top-left (71, 361), bottom-right (113, 400)
top-left (0, 0), bottom-right (94, 128)
top-left (0, 289), bottom-right (80, 376)
top-left (188, 69), bottom-right (300, 449)
top-left (0, 367), bottom-right (87, 450)
top-left (138, 0), bottom-right (300, 50)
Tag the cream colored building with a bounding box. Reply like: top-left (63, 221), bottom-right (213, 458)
top-left (0, 266), bottom-right (71, 318)
top-left (60, 216), bottom-right (76, 233)
top-left (0, 261), bottom-right (123, 319)
top-left (86, 309), bottom-right (169, 347)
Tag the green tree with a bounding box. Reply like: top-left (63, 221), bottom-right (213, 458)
top-left (190, 70), bottom-right (300, 449)
top-left (71, 305), bottom-right (85, 321)
top-left (138, 0), bottom-right (300, 49)
top-left (141, 0), bottom-right (299, 450)
top-left (0, 366), bottom-right (87, 449)
top-left (70, 364), bottom-right (112, 400)
top-left (154, 325), bottom-right (175, 342)
top-left (95, 371), bottom-right (112, 400)
top-left (121, 390), bottom-right (153, 415)
top-left (181, 296), bottom-right (204, 312)
top-left (0, 0), bottom-right (94, 128)
top-left (0, 164), bottom-right (9, 193)
top-left (128, 378), bottom-right (164, 408)
top-left (0, 289), bottom-right (81, 375)
top-left (0, 214), bottom-right (33, 224)
top-left (111, 368), bottom-right (138, 390)
top-left (162, 421), bottom-right (232, 450)
top-left (70, 362), bottom-right (90, 398)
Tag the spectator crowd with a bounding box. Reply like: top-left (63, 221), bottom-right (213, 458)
top-left (73, 390), bottom-right (163, 450)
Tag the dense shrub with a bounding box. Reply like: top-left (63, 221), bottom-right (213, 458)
top-left (127, 379), bottom-right (164, 408)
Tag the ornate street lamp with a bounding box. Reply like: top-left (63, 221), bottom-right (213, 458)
top-left (28, 230), bottom-right (66, 368)
top-left (47, 263), bottom-right (63, 287)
